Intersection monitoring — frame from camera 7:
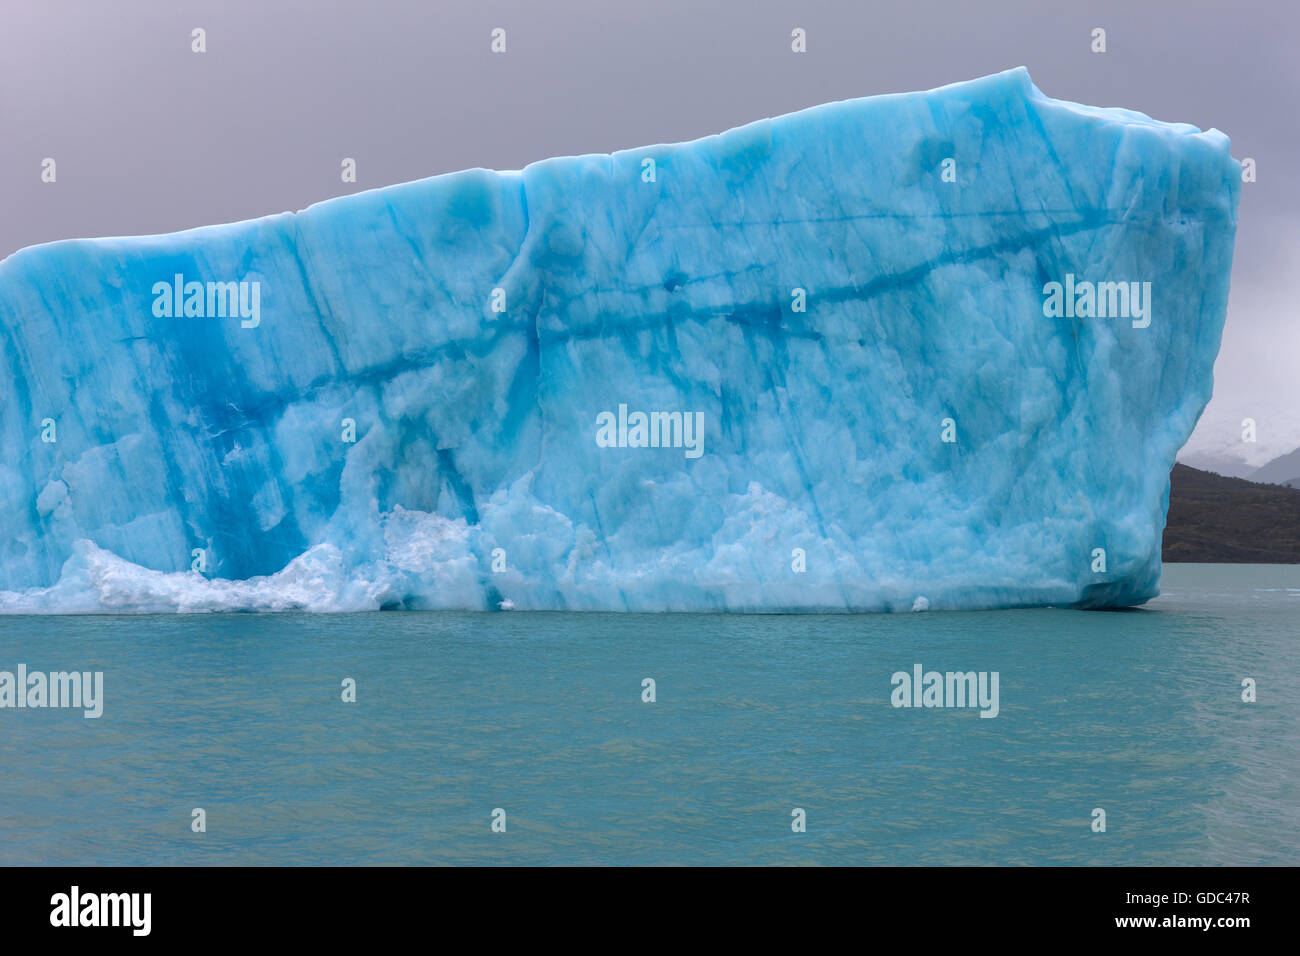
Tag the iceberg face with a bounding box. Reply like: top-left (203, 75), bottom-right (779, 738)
top-left (0, 68), bottom-right (1239, 613)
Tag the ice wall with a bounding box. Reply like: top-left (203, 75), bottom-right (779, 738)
top-left (0, 68), bottom-right (1240, 612)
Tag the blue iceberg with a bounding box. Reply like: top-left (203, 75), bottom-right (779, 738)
top-left (0, 68), bottom-right (1239, 612)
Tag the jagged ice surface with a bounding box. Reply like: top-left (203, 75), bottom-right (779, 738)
top-left (0, 68), bottom-right (1240, 612)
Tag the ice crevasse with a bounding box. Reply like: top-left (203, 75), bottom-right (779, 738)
top-left (0, 67), bottom-right (1240, 612)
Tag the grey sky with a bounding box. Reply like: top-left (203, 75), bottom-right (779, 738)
top-left (2, 0), bottom-right (1294, 467)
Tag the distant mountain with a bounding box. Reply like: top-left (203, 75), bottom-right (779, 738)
top-left (1178, 407), bottom-right (1300, 479)
top-left (1164, 464), bottom-right (1300, 563)
top-left (1248, 445), bottom-right (1300, 486)
top-left (1175, 451), bottom-right (1257, 479)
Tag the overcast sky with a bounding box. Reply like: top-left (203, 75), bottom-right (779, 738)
top-left (1, 0), bottom-right (1294, 469)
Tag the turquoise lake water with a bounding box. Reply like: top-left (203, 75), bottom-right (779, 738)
top-left (1, 563), bottom-right (1296, 865)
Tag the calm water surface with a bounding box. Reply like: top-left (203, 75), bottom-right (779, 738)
top-left (1, 563), bottom-right (1296, 865)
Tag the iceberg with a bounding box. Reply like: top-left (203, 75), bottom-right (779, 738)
top-left (0, 68), bottom-right (1240, 613)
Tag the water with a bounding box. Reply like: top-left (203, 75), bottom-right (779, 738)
top-left (1, 563), bottom-right (1296, 865)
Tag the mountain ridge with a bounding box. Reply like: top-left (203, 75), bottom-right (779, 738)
top-left (1165, 463), bottom-right (1300, 563)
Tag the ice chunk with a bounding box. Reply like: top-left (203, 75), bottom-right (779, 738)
top-left (0, 68), bottom-right (1240, 612)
